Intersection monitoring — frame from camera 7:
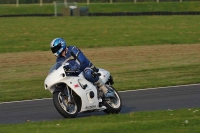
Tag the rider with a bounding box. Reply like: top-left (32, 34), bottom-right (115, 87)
top-left (50, 37), bottom-right (114, 98)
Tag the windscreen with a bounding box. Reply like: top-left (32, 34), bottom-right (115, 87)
top-left (49, 62), bottom-right (63, 74)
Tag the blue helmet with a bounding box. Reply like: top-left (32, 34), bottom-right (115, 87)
top-left (50, 38), bottom-right (67, 57)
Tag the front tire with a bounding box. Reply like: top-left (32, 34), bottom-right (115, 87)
top-left (103, 86), bottom-right (122, 114)
top-left (53, 91), bottom-right (79, 118)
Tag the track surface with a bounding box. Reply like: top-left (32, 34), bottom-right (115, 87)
top-left (0, 84), bottom-right (200, 124)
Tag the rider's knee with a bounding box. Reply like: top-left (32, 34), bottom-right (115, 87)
top-left (83, 67), bottom-right (99, 83)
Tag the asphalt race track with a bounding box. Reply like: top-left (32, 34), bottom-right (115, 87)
top-left (0, 84), bottom-right (200, 124)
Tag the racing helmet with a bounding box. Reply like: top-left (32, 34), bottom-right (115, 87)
top-left (50, 38), bottom-right (67, 57)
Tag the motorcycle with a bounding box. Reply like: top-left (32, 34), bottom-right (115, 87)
top-left (44, 61), bottom-right (122, 118)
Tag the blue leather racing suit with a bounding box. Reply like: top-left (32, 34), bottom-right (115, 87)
top-left (56, 46), bottom-right (99, 83)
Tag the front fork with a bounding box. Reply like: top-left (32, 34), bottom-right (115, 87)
top-left (65, 85), bottom-right (72, 103)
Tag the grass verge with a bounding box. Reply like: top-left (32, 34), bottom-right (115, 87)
top-left (0, 44), bottom-right (200, 102)
top-left (0, 108), bottom-right (200, 133)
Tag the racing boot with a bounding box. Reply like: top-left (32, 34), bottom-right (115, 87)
top-left (94, 78), bottom-right (115, 98)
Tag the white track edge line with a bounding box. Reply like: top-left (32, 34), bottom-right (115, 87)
top-left (1, 83), bottom-right (200, 105)
top-left (0, 98), bottom-right (52, 105)
top-left (119, 83), bottom-right (200, 92)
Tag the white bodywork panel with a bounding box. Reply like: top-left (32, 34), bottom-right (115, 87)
top-left (44, 65), bottom-right (110, 112)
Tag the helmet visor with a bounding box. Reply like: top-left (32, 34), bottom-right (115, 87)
top-left (51, 43), bottom-right (61, 54)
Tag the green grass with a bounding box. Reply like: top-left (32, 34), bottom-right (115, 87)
top-left (0, 13), bottom-right (200, 103)
top-left (0, 4), bottom-right (200, 129)
top-left (0, 16), bottom-right (200, 53)
top-left (0, 108), bottom-right (200, 133)
top-left (115, 64), bottom-right (200, 89)
top-left (0, 79), bottom-right (51, 102)
top-left (88, 2), bottom-right (200, 13)
top-left (0, 4), bottom-right (54, 15)
top-left (0, 2), bottom-right (200, 129)
top-left (0, 2), bottom-right (200, 15)
top-left (1, 43), bottom-right (200, 102)
top-left (0, 16), bottom-right (200, 102)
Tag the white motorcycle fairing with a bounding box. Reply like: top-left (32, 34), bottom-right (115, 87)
top-left (44, 63), bottom-right (110, 112)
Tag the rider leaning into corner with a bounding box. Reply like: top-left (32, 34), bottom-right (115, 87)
top-left (50, 37), bottom-right (115, 98)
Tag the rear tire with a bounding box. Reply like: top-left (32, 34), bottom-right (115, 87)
top-left (103, 86), bottom-right (122, 114)
top-left (53, 91), bottom-right (80, 118)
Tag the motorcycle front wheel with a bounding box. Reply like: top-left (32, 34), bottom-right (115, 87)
top-left (53, 91), bottom-right (79, 118)
top-left (103, 86), bottom-right (122, 114)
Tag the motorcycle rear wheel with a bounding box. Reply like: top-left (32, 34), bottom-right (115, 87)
top-left (53, 91), bottom-right (79, 118)
top-left (103, 86), bottom-right (122, 114)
